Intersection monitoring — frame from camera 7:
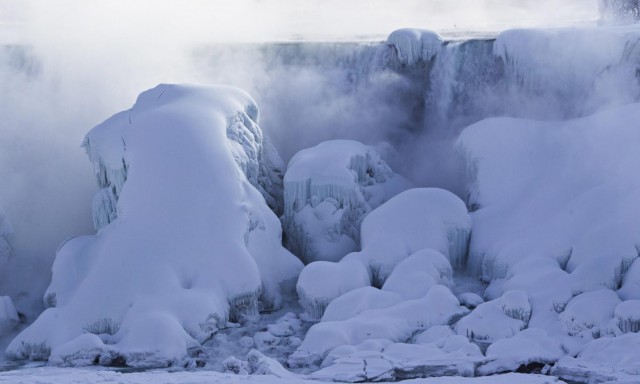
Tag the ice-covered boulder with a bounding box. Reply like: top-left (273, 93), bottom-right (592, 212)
top-left (7, 84), bottom-right (303, 366)
top-left (560, 289), bottom-right (620, 339)
top-left (381, 249), bottom-right (453, 300)
top-left (614, 300), bottom-right (640, 333)
top-left (552, 333), bottom-right (640, 383)
top-left (455, 291), bottom-right (531, 345)
top-left (361, 188), bottom-right (471, 285)
top-left (386, 29), bottom-right (443, 66)
top-left (477, 328), bottom-right (564, 375)
top-left (296, 259), bottom-right (370, 320)
top-left (290, 285), bottom-right (467, 368)
top-left (619, 256), bottom-right (640, 300)
top-left (295, 187), bottom-right (470, 320)
top-left (321, 287), bottom-right (401, 323)
top-left (282, 140), bottom-right (412, 264)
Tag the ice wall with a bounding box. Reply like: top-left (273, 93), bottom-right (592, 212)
top-left (282, 140), bottom-right (412, 264)
top-left (7, 84), bottom-right (302, 367)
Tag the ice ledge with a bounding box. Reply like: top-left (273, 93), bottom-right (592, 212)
top-left (386, 28), bottom-right (443, 66)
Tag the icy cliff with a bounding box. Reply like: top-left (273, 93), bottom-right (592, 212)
top-left (7, 84), bottom-right (302, 366)
top-left (282, 140), bottom-right (412, 264)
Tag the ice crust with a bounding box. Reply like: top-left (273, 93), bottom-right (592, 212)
top-left (7, 84), bottom-right (302, 366)
top-left (282, 140), bottom-right (412, 264)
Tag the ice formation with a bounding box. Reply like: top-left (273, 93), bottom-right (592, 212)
top-left (386, 29), bottom-right (443, 66)
top-left (282, 140), bottom-right (412, 264)
top-left (7, 84), bottom-right (302, 366)
top-left (0, 208), bottom-right (13, 263)
top-left (0, 296), bottom-right (19, 336)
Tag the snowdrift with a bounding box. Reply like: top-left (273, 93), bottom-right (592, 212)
top-left (7, 84), bottom-right (302, 367)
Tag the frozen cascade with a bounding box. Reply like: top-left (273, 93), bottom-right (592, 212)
top-left (282, 140), bottom-right (412, 264)
top-left (7, 84), bottom-right (303, 367)
top-left (386, 29), bottom-right (443, 66)
top-left (0, 208), bottom-right (13, 263)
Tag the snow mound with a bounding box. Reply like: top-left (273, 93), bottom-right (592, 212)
top-left (387, 29), bottom-right (443, 66)
top-left (282, 140), bottom-right (412, 264)
top-left (381, 249), bottom-right (453, 300)
top-left (560, 289), bottom-right (620, 339)
top-left (321, 286), bottom-right (401, 323)
top-left (614, 300), bottom-right (640, 334)
top-left (455, 291), bottom-right (531, 345)
top-left (7, 84), bottom-right (302, 366)
top-left (619, 257), bottom-right (640, 300)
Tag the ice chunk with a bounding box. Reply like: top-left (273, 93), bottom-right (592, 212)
top-left (386, 29), bottom-right (443, 66)
top-left (382, 249), bottom-right (453, 300)
top-left (282, 140), bottom-right (412, 264)
top-left (455, 291), bottom-right (531, 345)
top-left (477, 328), bottom-right (564, 375)
top-left (559, 289), bottom-right (621, 339)
top-left (7, 84), bottom-right (302, 366)
top-left (614, 300), bottom-right (640, 333)
top-left (296, 259), bottom-right (370, 320)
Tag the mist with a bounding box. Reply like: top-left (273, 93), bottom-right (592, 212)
top-left (0, 0), bottom-right (608, 315)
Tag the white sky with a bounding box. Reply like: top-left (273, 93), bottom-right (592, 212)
top-left (1, 0), bottom-right (600, 43)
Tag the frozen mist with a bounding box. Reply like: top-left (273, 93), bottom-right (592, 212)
top-left (1, 1), bottom-right (640, 383)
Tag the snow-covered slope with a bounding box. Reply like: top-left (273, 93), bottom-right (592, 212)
top-left (282, 140), bottom-right (412, 264)
top-left (457, 101), bottom-right (640, 375)
top-left (6, 84), bottom-right (302, 367)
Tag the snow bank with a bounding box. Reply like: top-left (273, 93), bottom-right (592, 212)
top-left (7, 84), bottom-right (302, 366)
top-left (282, 140), bottom-right (411, 264)
top-left (386, 29), bottom-right (443, 66)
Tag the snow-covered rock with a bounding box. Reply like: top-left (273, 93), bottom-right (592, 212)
top-left (295, 187), bottom-right (469, 320)
top-left (321, 287), bottom-right (401, 323)
top-left (381, 249), bottom-right (453, 300)
top-left (386, 29), bottom-right (443, 66)
top-left (477, 328), bottom-right (564, 375)
top-left (619, 256), bottom-right (640, 300)
top-left (553, 333), bottom-right (640, 383)
top-left (361, 188), bottom-right (471, 285)
top-left (560, 289), bottom-right (620, 339)
top-left (282, 140), bottom-right (411, 264)
top-left (290, 285), bottom-right (467, 368)
top-left (7, 84), bottom-right (303, 366)
top-left (455, 291), bottom-right (531, 345)
top-left (614, 300), bottom-right (640, 333)
top-left (296, 259), bottom-right (370, 320)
